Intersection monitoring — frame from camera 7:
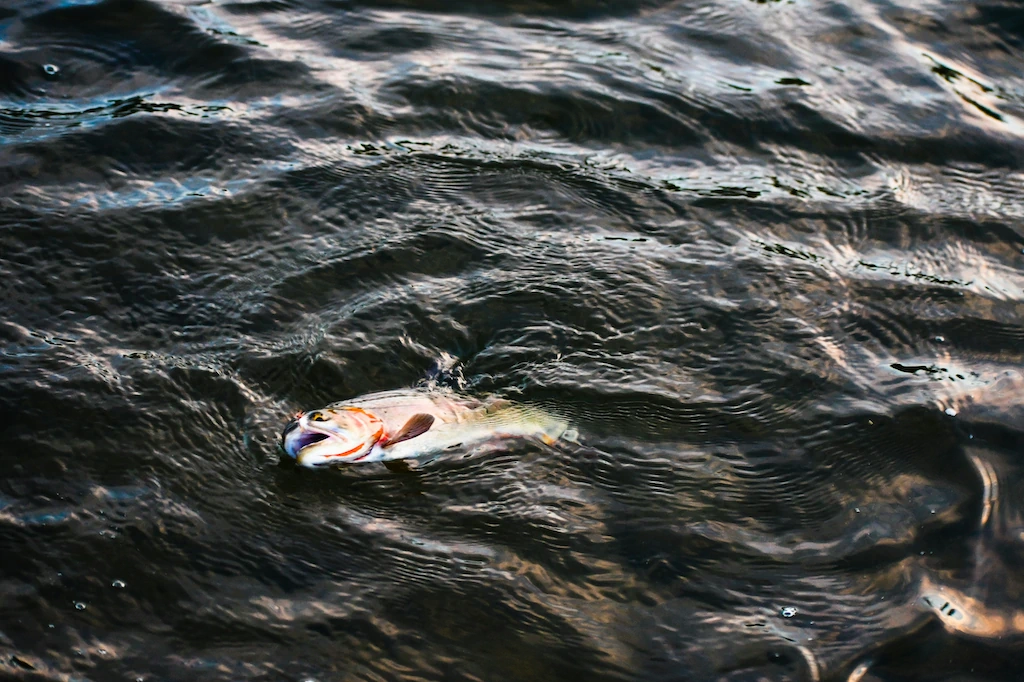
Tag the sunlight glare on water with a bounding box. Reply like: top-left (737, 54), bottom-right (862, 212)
top-left (1, 0), bottom-right (1023, 680)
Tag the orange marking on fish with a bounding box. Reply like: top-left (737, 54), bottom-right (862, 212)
top-left (340, 406), bottom-right (381, 421)
top-left (322, 442), bottom-right (367, 459)
top-left (320, 407), bottom-right (386, 461)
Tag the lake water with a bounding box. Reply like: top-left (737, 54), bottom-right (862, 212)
top-left (2, 0), bottom-right (1023, 680)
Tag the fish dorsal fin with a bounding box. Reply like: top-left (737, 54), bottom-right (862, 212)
top-left (385, 413), bottom-right (435, 446)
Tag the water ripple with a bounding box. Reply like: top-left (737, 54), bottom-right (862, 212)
top-left (2, 0), bottom-right (1024, 679)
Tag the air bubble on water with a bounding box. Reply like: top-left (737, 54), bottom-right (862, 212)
top-left (945, 407), bottom-right (957, 417)
top-left (854, 507), bottom-right (861, 513)
top-left (42, 63), bottom-right (60, 77)
top-left (112, 579), bottom-right (126, 588)
top-left (74, 601), bottom-right (86, 610)
top-left (780, 606), bottom-right (797, 618)
top-left (934, 335), bottom-right (945, 343)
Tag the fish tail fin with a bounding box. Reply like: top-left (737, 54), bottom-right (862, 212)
top-left (540, 427), bottom-right (579, 446)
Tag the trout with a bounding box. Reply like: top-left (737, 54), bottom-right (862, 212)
top-left (281, 389), bottom-right (571, 467)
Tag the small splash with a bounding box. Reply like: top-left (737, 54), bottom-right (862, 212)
top-left (780, 606), bottom-right (797, 618)
top-left (423, 351), bottom-right (465, 390)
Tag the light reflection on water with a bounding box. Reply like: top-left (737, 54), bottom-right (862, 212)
top-left (1, 0), bottom-right (1024, 679)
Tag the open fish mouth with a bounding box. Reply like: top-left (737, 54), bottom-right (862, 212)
top-left (281, 419), bottom-right (331, 458)
top-left (293, 431), bottom-right (329, 451)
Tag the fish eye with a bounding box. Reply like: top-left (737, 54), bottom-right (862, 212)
top-left (309, 412), bottom-right (330, 422)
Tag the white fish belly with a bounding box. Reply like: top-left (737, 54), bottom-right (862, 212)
top-left (366, 403), bottom-right (570, 462)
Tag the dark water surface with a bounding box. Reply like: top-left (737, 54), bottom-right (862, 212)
top-left (2, 0), bottom-right (1024, 679)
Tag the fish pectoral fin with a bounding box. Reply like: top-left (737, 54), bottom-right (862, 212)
top-left (385, 413), bottom-right (435, 446)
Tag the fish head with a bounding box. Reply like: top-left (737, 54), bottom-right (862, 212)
top-left (281, 407), bottom-right (383, 467)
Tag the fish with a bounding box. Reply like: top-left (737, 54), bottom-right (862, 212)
top-left (281, 388), bottom-right (573, 467)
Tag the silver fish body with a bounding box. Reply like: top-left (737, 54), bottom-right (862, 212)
top-left (281, 389), bottom-right (571, 467)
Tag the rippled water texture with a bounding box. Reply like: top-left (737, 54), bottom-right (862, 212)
top-left (2, 0), bottom-right (1024, 679)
